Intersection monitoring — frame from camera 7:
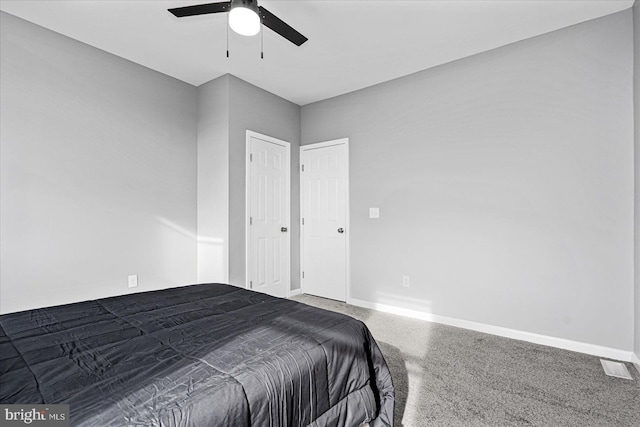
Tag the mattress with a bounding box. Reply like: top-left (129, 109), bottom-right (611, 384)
top-left (0, 283), bottom-right (394, 426)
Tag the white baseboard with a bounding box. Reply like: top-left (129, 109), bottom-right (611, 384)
top-left (347, 297), bottom-right (634, 363)
top-left (289, 288), bottom-right (302, 297)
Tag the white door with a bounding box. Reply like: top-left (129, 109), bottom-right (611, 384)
top-left (247, 131), bottom-right (290, 298)
top-left (300, 139), bottom-right (349, 301)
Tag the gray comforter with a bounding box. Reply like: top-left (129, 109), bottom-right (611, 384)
top-left (0, 283), bottom-right (394, 426)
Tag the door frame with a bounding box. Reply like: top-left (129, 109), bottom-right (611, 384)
top-left (245, 130), bottom-right (291, 298)
top-left (299, 138), bottom-right (350, 301)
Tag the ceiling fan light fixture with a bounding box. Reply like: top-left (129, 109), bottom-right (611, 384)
top-left (229, 0), bottom-right (261, 36)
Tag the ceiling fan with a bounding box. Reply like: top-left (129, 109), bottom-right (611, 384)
top-left (168, 0), bottom-right (308, 47)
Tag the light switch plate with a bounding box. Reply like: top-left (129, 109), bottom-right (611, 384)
top-left (369, 208), bottom-right (380, 219)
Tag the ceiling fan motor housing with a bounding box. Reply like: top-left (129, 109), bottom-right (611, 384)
top-left (231, 0), bottom-right (259, 15)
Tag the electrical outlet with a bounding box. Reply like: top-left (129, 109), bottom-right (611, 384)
top-left (402, 275), bottom-right (410, 288)
top-left (128, 275), bottom-right (138, 288)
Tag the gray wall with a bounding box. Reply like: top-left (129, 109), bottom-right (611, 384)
top-left (0, 12), bottom-right (198, 313)
top-left (197, 75), bottom-right (230, 283)
top-left (228, 75), bottom-right (301, 289)
top-left (302, 11), bottom-right (634, 351)
top-left (634, 3), bottom-right (640, 362)
top-left (196, 74), bottom-right (301, 290)
top-left (0, 11), bottom-right (302, 312)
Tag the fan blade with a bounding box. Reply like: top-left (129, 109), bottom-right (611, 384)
top-left (259, 6), bottom-right (308, 46)
top-left (168, 2), bottom-right (231, 18)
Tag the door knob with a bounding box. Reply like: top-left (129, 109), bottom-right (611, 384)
top-left (281, 227), bottom-right (288, 233)
top-left (337, 228), bottom-right (344, 234)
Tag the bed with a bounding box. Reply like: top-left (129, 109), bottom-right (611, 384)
top-left (0, 283), bottom-right (394, 426)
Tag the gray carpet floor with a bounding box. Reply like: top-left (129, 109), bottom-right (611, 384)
top-left (292, 294), bottom-right (640, 427)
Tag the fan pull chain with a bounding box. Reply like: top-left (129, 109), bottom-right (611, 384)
top-left (260, 28), bottom-right (264, 59)
top-left (226, 14), bottom-right (230, 58)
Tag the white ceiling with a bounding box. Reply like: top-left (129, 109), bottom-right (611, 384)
top-left (0, 0), bottom-right (634, 105)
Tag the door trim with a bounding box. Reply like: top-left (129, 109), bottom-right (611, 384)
top-left (245, 130), bottom-right (291, 298)
top-left (299, 138), bottom-right (350, 301)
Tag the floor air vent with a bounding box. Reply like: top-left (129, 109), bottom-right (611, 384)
top-left (600, 359), bottom-right (633, 380)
